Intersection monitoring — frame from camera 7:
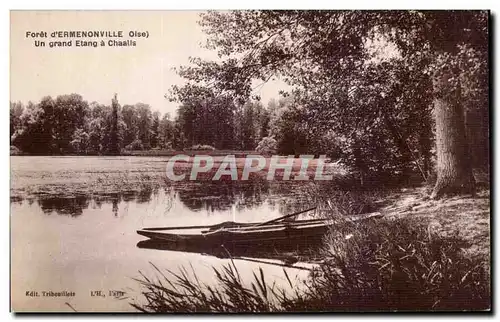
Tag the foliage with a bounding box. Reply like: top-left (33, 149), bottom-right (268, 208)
top-left (151, 111), bottom-right (160, 149)
top-left (131, 217), bottom-right (490, 312)
top-left (108, 94), bottom-right (121, 155)
top-left (323, 190), bottom-right (379, 216)
top-left (70, 128), bottom-right (90, 154)
top-left (158, 114), bottom-right (175, 149)
top-left (10, 95), bottom-right (165, 155)
top-left (234, 100), bottom-right (270, 150)
top-left (121, 103), bottom-right (159, 150)
top-left (172, 95), bottom-right (270, 151)
top-left (10, 101), bottom-right (24, 141)
top-left (10, 145), bottom-right (22, 155)
top-left (131, 262), bottom-right (282, 313)
top-left (11, 95), bottom-right (89, 154)
top-left (125, 139), bottom-right (145, 151)
top-left (174, 96), bottom-right (236, 149)
top-left (189, 144), bottom-right (216, 151)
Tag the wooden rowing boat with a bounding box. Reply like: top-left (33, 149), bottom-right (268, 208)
top-left (137, 217), bottom-right (330, 246)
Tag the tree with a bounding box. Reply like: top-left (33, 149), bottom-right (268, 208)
top-left (52, 94), bottom-right (89, 153)
top-left (136, 103), bottom-right (153, 150)
top-left (70, 128), bottom-right (90, 154)
top-left (235, 101), bottom-right (259, 150)
top-left (420, 13), bottom-right (487, 198)
top-left (108, 93), bottom-right (120, 155)
top-left (173, 92), bottom-right (237, 149)
top-left (122, 104), bottom-right (139, 147)
top-left (158, 113), bottom-right (175, 149)
top-left (256, 136), bottom-right (277, 155)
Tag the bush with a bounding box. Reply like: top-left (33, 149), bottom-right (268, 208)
top-left (10, 145), bottom-right (22, 155)
top-left (70, 129), bottom-right (90, 154)
top-left (256, 137), bottom-right (278, 155)
top-left (125, 139), bottom-right (145, 151)
top-left (296, 217), bottom-right (490, 311)
top-left (131, 218), bottom-right (490, 312)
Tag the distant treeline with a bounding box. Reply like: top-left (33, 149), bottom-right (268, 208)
top-left (10, 88), bottom-right (489, 183)
top-left (9, 94), bottom-right (299, 155)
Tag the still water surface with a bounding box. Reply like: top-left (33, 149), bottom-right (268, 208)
top-left (11, 156), bottom-right (315, 312)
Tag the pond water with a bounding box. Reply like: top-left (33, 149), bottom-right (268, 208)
top-left (10, 156), bottom-right (318, 312)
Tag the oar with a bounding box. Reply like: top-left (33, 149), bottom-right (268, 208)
top-left (254, 206), bottom-right (317, 227)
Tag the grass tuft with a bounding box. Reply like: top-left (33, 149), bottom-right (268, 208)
top-left (189, 144), bottom-right (216, 151)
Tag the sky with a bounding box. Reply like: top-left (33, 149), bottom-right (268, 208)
top-left (10, 11), bottom-right (289, 116)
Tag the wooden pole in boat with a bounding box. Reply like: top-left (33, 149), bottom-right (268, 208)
top-left (232, 256), bottom-right (313, 271)
top-left (254, 206), bottom-right (317, 227)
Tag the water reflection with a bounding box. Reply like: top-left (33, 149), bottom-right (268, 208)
top-left (176, 181), bottom-right (271, 212)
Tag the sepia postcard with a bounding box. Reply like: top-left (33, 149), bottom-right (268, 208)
top-left (10, 10), bottom-right (491, 313)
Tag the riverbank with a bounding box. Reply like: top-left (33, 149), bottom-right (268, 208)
top-left (380, 187), bottom-right (490, 260)
top-left (131, 186), bottom-right (490, 312)
top-left (122, 149), bottom-right (257, 157)
top-left (11, 156), bottom-right (490, 260)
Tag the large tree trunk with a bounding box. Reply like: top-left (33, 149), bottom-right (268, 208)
top-left (430, 67), bottom-right (475, 199)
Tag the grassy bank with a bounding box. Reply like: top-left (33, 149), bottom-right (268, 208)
top-left (131, 187), bottom-right (490, 312)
